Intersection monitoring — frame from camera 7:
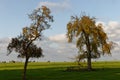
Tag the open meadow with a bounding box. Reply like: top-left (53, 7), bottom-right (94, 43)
top-left (0, 61), bottom-right (120, 80)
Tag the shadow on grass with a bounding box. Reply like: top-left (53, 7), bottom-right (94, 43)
top-left (0, 67), bottom-right (120, 80)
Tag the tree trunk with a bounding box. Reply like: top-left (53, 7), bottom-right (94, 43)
top-left (23, 57), bottom-right (29, 80)
top-left (83, 32), bottom-right (92, 70)
top-left (87, 55), bottom-right (92, 70)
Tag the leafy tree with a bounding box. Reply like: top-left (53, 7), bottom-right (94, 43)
top-left (67, 15), bottom-right (113, 70)
top-left (7, 36), bottom-right (43, 79)
top-left (7, 6), bottom-right (53, 80)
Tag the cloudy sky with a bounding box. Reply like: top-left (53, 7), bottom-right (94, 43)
top-left (0, 0), bottom-right (120, 62)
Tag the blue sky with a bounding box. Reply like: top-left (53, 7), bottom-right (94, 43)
top-left (0, 0), bottom-right (120, 61)
top-left (0, 0), bottom-right (120, 38)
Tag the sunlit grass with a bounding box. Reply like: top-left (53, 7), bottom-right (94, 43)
top-left (0, 61), bottom-right (120, 80)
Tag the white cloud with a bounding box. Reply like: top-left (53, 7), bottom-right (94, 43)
top-left (96, 21), bottom-right (120, 60)
top-left (0, 20), bottom-right (120, 62)
top-left (0, 38), bottom-right (10, 53)
top-left (107, 21), bottom-right (120, 42)
top-left (38, 0), bottom-right (71, 12)
top-left (108, 21), bottom-right (119, 28)
top-left (35, 34), bottom-right (77, 61)
top-left (49, 34), bottom-right (67, 42)
top-left (97, 21), bottom-right (120, 42)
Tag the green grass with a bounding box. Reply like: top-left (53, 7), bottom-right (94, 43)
top-left (0, 61), bottom-right (120, 80)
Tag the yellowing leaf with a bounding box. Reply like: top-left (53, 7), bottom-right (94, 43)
top-left (23, 27), bottom-right (27, 35)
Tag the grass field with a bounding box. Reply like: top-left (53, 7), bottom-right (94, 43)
top-left (0, 61), bottom-right (120, 80)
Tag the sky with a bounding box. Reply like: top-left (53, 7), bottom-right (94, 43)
top-left (0, 0), bottom-right (120, 62)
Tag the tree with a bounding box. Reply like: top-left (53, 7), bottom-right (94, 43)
top-left (7, 36), bottom-right (43, 79)
top-left (66, 15), bottom-right (113, 70)
top-left (7, 6), bottom-right (53, 80)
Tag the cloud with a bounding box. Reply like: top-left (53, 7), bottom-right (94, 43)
top-left (96, 21), bottom-right (120, 42)
top-left (46, 21), bottom-right (120, 61)
top-left (108, 21), bottom-right (120, 28)
top-left (0, 20), bottom-right (120, 62)
top-left (49, 34), bottom-right (67, 42)
top-left (96, 21), bottom-right (120, 60)
top-left (38, 0), bottom-right (71, 12)
top-left (0, 38), bottom-right (10, 53)
top-left (106, 21), bottom-right (120, 42)
top-left (0, 38), bottom-right (18, 62)
top-left (35, 34), bottom-right (78, 61)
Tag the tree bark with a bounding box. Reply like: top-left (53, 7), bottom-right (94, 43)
top-left (85, 34), bottom-right (92, 70)
top-left (87, 55), bottom-right (92, 70)
top-left (23, 57), bottom-right (29, 80)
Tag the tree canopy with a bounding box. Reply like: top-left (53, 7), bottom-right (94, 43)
top-left (7, 35), bottom-right (43, 58)
top-left (67, 15), bottom-right (113, 70)
top-left (7, 6), bottom-right (53, 80)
